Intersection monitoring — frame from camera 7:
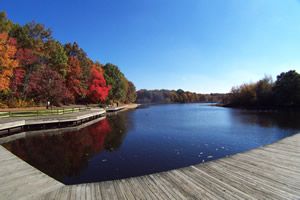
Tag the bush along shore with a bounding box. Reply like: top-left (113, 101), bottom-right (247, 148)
top-left (223, 70), bottom-right (300, 110)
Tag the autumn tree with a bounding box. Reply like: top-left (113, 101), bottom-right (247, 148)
top-left (66, 57), bottom-right (86, 102)
top-left (11, 48), bottom-right (38, 98)
top-left (136, 89), bottom-right (209, 104)
top-left (0, 32), bottom-right (18, 92)
top-left (88, 65), bottom-right (110, 103)
top-left (255, 76), bottom-right (273, 106)
top-left (226, 71), bottom-right (300, 108)
top-left (64, 42), bottom-right (92, 87)
top-left (9, 67), bottom-right (25, 98)
top-left (26, 66), bottom-right (69, 105)
top-left (0, 12), bottom-right (136, 107)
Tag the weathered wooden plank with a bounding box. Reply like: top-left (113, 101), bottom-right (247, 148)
top-left (198, 163), bottom-right (277, 200)
top-left (162, 170), bottom-right (217, 199)
top-left (99, 181), bottom-right (118, 200)
top-left (134, 176), bottom-right (161, 199)
top-left (184, 166), bottom-right (254, 200)
top-left (0, 146), bottom-right (64, 200)
top-left (215, 159), bottom-right (300, 199)
top-left (139, 175), bottom-right (171, 200)
top-left (149, 174), bottom-right (186, 200)
top-left (126, 177), bottom-right (153, 200)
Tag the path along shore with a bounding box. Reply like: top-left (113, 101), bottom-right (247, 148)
top-left (0, 104), bottom-right (140, 136)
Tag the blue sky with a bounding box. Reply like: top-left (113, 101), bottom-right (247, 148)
top-left (1, 0), bottom-right (300, 93)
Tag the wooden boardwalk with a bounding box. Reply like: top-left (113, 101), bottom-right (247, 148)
top-left (106, 105), bottom-right (128, 112)
top-left (0, 145), bottom-right (63, 200)
top-left (0, 134), bottom-right (299, 199)
top-left (0, 109), bottom-right (105, 135)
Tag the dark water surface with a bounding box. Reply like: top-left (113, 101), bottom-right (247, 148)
top-left (3, 104), bottom-right (300, 184)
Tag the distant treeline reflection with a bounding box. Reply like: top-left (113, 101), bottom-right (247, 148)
top-left (229, 109), bottom-right (300, 130)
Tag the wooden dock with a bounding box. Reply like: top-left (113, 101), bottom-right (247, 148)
top-left (0, 133), bottom-right (299, 199)
top-left (0, 108), bottom-right (106, 136)
top-left (0, 117), bottom-right (106, 145)
top-left (0, 145), bottom-right (63, 200)
top-left (106, 105), bottom-right (128, 112)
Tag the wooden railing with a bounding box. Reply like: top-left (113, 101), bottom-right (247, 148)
top-left (0, 107), bottom-right (91, 118)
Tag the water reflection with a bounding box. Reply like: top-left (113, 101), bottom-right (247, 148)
top-left (104, 113), bottom-right (131, 151)
top-left (2, 104), bottom-right (299, 184)
top-left (229, 109), bottom-right (300, 129)
top-left (3, 114), bottom-right (131, 182)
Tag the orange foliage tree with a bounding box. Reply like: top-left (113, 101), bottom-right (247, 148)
top-left (66, 57), bottom-right (87, 103)
top-left (0, 32), bottom-right (18, 92)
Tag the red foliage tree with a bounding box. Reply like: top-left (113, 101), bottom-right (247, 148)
top-left (16, 48), bottom-right (37, 65)
top-left (9, 67), bottom-right (25, 97)
top-left (88, 65), bottom-right (110, 103)
top-left (9, 48), bottom-right (37, 97)
top-left (26, 66), bottom-right (70, 105)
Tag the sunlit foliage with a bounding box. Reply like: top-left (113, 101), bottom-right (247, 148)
top-left (227, 71), bottom-right (300, 108)
top-left (0, 32), bottom-right (18, 92)
top-left (0, 12), bottom-right (136, 107)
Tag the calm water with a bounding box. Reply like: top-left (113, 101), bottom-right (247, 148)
top-left (3, 104), bottom-right (300, 184)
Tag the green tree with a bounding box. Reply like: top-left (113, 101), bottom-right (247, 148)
top-left (103, 63), bottom-right (128, 103)
top-left (10, 22), bottom-right (52, 49)
top-left (44, 40), bottom-right (68, 76)
top-left (0, 12), bottom-right (13, 32)
top-left (126, 81), bottom-right (137, 103)
top-left (256, 76), bottom-right (273, 106)
top-left (273, 70), bottom-right (300, 106)
top-left (229, 83), bottom-right (256, 107)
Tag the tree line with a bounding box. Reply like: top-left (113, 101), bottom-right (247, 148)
top-left (136, 89), bottom-right (225, 104)
top-left (225, 70), bottom-right (300, 108)
top-left (0, 12), bottom-right (136, 108)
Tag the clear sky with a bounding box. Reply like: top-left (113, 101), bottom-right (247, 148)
top-left (1, 0), bottom-right (300, 93)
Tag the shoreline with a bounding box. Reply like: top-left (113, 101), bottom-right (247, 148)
top-left (0, 109), bottom-right (106, 137)
top-left (216, 103), bottom-right (300, 112)
top-left (0, 104), bottom-right (140, 137)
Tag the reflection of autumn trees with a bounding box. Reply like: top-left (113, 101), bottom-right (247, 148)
top-left (104, 113), bottom-right (130, 151)
top-left (3, 118), bottom-right (117, 182)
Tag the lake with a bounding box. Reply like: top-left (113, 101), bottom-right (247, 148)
top-left (3, 103), bottom-right (300, 185)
